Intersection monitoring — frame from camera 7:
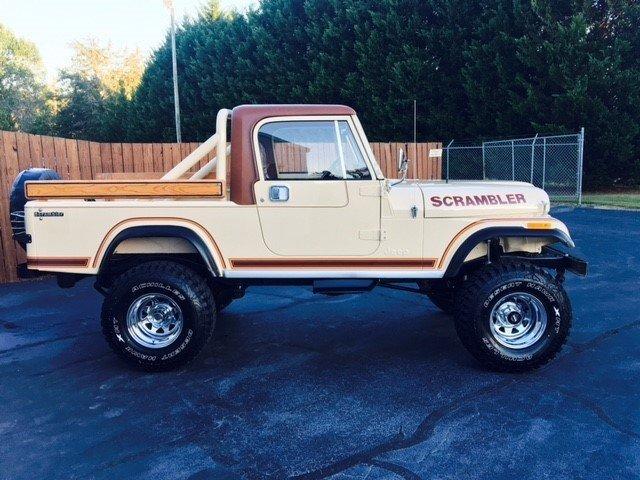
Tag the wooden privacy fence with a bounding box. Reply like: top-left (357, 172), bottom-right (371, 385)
top-left (0, 130), bottom-right (442, 283)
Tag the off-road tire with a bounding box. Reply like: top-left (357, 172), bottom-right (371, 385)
top-left (419, 280), bottom-right (458, 314)
top-left (101, 261), bottom-right (216, 371)
top-left (454, 260), bottom-right (571, 373)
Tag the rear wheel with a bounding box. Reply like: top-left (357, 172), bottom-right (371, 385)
top-left (101, 261), bottom-right (216, 371)
top-left (454, 261), bottom-right (571, 372)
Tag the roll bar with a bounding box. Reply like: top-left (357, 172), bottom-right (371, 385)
top-left (162, 108), bottom-right (231, 183)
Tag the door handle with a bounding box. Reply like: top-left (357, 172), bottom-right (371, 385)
top-left (269, 185), bottom-right (289, 202)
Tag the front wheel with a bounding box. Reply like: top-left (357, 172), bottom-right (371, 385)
top-left (454, 261), bottom-right (572, 372)
top-left (101, 261), bottom-right (216, 371)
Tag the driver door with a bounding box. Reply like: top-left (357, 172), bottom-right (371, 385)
top-left (254, 117), bottom-right (382, 257)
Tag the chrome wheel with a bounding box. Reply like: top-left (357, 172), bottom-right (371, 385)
top-left (489, 292), bottom-right (547, 349)
top-left (126, 293), bottom-right (183, 349)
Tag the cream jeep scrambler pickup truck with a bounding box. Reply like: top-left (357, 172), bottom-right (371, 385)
top-left (9, 105), bottom-right (586, 372)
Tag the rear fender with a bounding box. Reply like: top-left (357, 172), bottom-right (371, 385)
top-left (97, 225), bottom-right (222, 277)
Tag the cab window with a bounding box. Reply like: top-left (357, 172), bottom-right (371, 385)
top-left (258, 120), bottom-right (372, 181)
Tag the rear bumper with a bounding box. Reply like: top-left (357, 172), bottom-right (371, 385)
top-left (17, 263), bottom-right (45, 279)
top-left (17, 263), bottom-right (88, 288)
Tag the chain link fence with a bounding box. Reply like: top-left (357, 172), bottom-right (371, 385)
top-left (443, 129), bottom-right (584, 203)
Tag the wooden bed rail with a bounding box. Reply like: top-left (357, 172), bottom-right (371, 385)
top-left (24, 180), bottom-right (225, 200)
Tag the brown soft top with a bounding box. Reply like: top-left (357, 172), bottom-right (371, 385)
top-left (230, 104), bottom-right (357, 205)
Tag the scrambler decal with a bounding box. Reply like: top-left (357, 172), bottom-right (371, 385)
top-left (430, 193), bottom-right (526, 207)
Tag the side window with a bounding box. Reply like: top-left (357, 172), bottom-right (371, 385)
top-left (258, 120), bottom-right (371, 180)
top-left (337, 121), bottom-right (372, 180)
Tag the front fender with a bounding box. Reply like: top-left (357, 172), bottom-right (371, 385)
top-left (443, 226), bottom-right (574, 278)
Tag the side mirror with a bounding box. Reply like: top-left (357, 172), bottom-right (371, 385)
top-left (391, 149), bottom-right (409, 187)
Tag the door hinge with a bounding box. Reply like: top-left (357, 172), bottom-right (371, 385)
top-left (359, 229), bottom-right (387, 241)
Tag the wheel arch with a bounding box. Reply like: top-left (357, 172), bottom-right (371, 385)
top-left (443, 226), bottom-right (574, 278)
top-left (96, 225), bottom-right (223, 278)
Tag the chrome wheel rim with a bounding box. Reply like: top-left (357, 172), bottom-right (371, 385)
top-left (126, 293), bottom-right (183, 349)
top-left (489, 292), bottom-right (547, 350)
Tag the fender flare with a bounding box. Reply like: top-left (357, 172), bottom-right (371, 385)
top-left (443, 227), bottom-right (574, 278)
top-left (97, 225), bottom-right (221, 277)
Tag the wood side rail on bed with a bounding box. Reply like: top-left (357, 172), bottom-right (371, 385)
top-left (24, 180), bottom-right (225, 200)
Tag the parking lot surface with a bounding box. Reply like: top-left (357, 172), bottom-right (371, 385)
top-left (0, 207), bottom-right (639, 479)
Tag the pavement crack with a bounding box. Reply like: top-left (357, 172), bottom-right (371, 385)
top-left (0, 331), bottom-right (96, 356)
top-left (367, 459), bottom-right (422, 480)
top-left (29, 352), bottom-right (112, 377)
top-left (290, 378), bottom-right (515, 479)
top-left (555, 386), bottom-right (640, 440)
top-left (570, 319), bottom-right (640, 354)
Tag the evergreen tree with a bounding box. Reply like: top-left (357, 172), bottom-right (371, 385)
top-left (124, 0), bottom-right (640, 187)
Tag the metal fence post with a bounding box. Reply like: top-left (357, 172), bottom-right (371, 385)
top-left (542, 137), bottom-right (546, 190)
top-left (511, 140), bottom-right (515, 180)
top-left (578, 127), bottom-right (585, 205)
top-left (482, 142), bottom-right (486, 180)
top-left (445, 139), bottom-right (453, 183)
top-left (530, 134), bottom-right (538, 184)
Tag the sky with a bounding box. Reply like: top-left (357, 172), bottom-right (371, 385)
top-left (0, 0), bottom-right (258, 80)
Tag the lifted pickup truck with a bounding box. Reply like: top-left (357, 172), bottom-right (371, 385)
top-left (9, 105), bottom-right (586, 372)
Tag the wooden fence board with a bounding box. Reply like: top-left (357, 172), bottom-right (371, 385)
top-left (65, 139), bottom-right (81, 180)
top-left (142, 144), bottom-right (154, 172)
top-left (425, 143), bottom-right (430, 179)
top-left (16, 132), bottom-right (33, 171)
top-left (0, 134), bottom-right (12, 282)
top-left (88, 142), bottom-right (102, 178)
top-left (53, 136), bottom-right (70, 179)
top-left (2, 132), bottom-right (20, 181)
top-left (162, 143), bottom-right (173, 172)
top-left (152, 144), bottom-right (164, 173)
top-left (428, 145), bottom-right (435, 179)
top-left (28, 135), bottom-right (43, 169)
top-left (132, 144), bottom-right (144, 172)
top-left (171, 143), bottom-right (182, 168)
top-left (40, 135), bottom-right (57, 173)
top-left (180, 143), bottom-right (191, 172)
top-left (122, 143), bottom-right (134, 173)
top-left (384, 143), bottom-right (393, 178)
top-left (77, 141), bottom-right (92, 180)
top-left (100, 143), bottom-right (113, 174)
top-left (0, 132), bottom-right (20, 281)
top-left (112, 143), bottom-right (124, 173)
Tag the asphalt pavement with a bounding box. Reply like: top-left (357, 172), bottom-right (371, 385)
top-left (0, 207), bottom-right (638, 479)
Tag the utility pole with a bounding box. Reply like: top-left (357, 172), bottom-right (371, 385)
top-left (413, 100), bottom-right (417, 178)
top-left (413, 100), bottom-right (417, 146)
top-left (164, 0), bottom-right (182, 143)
